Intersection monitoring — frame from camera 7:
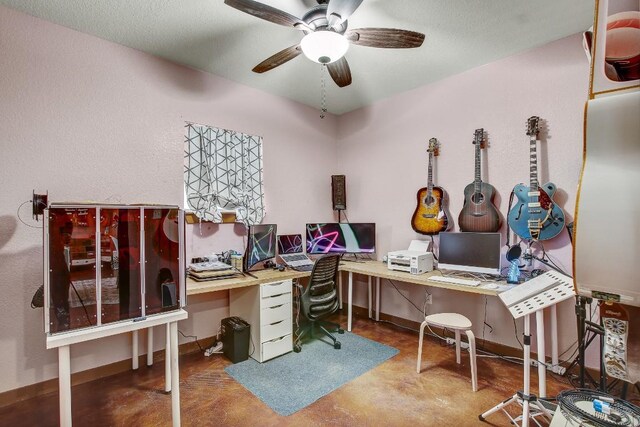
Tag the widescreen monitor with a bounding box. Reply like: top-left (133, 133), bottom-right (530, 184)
top-left (306, 223), bottom-right (375, 254)
top-left (277, 234), bottom-right (304, 254)
top-left (244, 224), bottom-right (277, 271)
top-left (437, 232), bottom-right (501, 275)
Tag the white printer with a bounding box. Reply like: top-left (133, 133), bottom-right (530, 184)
top-left (387, 240), bottom-right (434, 275)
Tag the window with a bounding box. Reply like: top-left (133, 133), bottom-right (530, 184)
top-left (184, 123), bottom-right (265, 225)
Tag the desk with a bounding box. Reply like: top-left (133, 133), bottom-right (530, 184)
top-left (186, 262), bottom-right (561, 400)
top-left (187, 269), bottom-right (310, 295)
top-left (339, 260), bottom-right (501, 331)
top-left (186, 263), bottom-right (501, 332)
top-left (340, 261), bottom-right (569, 401)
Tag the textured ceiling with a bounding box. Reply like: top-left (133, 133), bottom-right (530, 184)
top-left (0, 0), bottom-right (595, 114)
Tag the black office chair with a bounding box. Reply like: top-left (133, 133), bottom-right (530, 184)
top-left (294, 254), bottom-right (344, 352)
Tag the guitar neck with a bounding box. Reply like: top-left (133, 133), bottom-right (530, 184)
top-left (427, 152), bottom-right (434, 195)
top-left (529, 135), bottom-right (539, 191)
top-left (474, 140), bottom-right (482, 193)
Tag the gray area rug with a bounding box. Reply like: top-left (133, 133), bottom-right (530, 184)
top-left (224, 331), bottom-right (398, 416)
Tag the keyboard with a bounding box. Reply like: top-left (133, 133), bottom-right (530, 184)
top-left (189, 261), bottom-right (232, 272)
top-left (427, 275), bottom-right (481, 287)
top-left (280, 254), bottom-right (308, 262)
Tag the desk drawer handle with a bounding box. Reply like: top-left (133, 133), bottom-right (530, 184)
top-left (266, 282), bottom-right (284, 287)
top-left (268, 304), bottom-right (284, 309)
top-left (264, 293), bottom-right (287, 299)
top-left (269, 320), bottom-right (284, 326)
top-left (267, 336), bottom-right (286, 344)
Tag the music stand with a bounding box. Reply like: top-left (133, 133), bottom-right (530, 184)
top-left (479, 271), bottom-right (576, 427)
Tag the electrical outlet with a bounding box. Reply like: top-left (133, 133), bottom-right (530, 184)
top-left (425, 294), bottom-right (432, 305)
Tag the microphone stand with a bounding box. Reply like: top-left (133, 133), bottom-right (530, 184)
top-left (522, 252), bottom-right (570, 277)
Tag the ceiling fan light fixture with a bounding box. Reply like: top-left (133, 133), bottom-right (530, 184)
top-left (300, 30), bottom-right (349, 64)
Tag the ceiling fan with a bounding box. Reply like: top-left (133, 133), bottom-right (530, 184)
top-left (224, 0), bottom-right (425, 87)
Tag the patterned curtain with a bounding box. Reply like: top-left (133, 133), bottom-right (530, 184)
top-left (184, 123), bottom-right (265, 225)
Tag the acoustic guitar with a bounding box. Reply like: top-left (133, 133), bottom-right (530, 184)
top-left (458, 128), bottom-right (501, 232)
top-left (507, 116), bottom-right (565, 241)
top-left (411, 138), bottom-right (453, 235)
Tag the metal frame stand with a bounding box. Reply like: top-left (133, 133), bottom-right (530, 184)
top-left (479, 313), bottom-right (553, 427)
top-left (564, 296), bottom-right (606, 391)
top-left (479, 270), bottom-right (575, 426)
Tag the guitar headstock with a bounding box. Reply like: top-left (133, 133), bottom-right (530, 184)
top-left (428, 138), bottom-right (440, 156)
top-left (473, 128), bottom-right (485, 149)
top-left (527, 116), bottom-right (540, 137)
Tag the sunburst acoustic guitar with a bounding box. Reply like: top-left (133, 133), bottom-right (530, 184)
top-left (458, 128), bottom-right (501, 232)
top-left (411, 138), bottom-right (453, 235)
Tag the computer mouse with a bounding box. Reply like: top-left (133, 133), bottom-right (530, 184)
top-left (485, 283), bottom-right (499, 290)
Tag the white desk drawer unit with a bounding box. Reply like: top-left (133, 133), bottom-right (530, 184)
top-left (262, 334), bottom-right (292, 361)
top-left (261, 280), bottom-right (291, 298)
top-left (230, 279), bottom-right (293, 362)
top-left (261, 303), bottom-right (291, 326)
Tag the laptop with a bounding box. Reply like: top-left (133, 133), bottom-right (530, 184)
top-left (277, 234), bottom-right (315, 272)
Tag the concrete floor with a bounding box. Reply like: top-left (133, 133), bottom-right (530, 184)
top-left (0, 312), bottom-right (577, 426)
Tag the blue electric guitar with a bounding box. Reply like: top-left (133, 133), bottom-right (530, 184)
top-left (507, 116), bottom-right (565, 241)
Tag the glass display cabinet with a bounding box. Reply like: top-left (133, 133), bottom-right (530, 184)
top-left (44, 204), bottom-right (185, 334)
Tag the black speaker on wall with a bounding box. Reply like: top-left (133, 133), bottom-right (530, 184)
top-left (331, 175), bottom-right (346, 211)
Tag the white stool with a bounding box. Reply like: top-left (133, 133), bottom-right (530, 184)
top-left (417, 312), bottom-right (478, 392)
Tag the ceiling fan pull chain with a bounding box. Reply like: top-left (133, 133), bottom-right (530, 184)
top-left (320, 64), bottom-right (327, 119)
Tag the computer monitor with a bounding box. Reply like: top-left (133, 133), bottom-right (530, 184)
top-left (305, 223), bottom-right (375, 254)
top-left (437, 232), bottom-right (501, 275)
top-left (277, 234), bottom-right (303, 254)
top-left (244, 224), bottom-right (277, 271)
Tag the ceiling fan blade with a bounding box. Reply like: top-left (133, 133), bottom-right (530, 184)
top-left (224, 0), bottom-right (310, 31)
top-left (327, 0), bottom-right (364, 28)
top-left (252, 44), bottom-right (302, 73)
top-left (327, 57), bottom-right (352, 87)
top-left (345, 28), bottom-right (425, 48)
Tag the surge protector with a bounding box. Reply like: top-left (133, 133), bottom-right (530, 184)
top-left (443, 338), bottom-right (567, 375)
top-left (204, 342), bottom-right (223, 357)
top-left (529, 360), bottom-right (566, 375)
top-left (445, 337), bottom-right (469, 349)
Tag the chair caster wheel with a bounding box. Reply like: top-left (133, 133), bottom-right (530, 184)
top-left (334, 341), bottom-right (341, 349)
top-left (337, 328), bottom-right (345, 334)
top-left (293, 345), bottom-right (301, 353)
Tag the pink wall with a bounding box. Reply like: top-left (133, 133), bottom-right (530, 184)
top-left (336, 34), bottom-right (589, 359)
top-left (0, 4), bottom-right (594, 395)
top-left (0, 5), bottom-right (338, 394)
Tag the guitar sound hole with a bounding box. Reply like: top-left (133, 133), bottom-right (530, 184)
top-left (471, 193), bottom-right (485, 204)
top-left (424, 196), bottom-right (435, 206)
